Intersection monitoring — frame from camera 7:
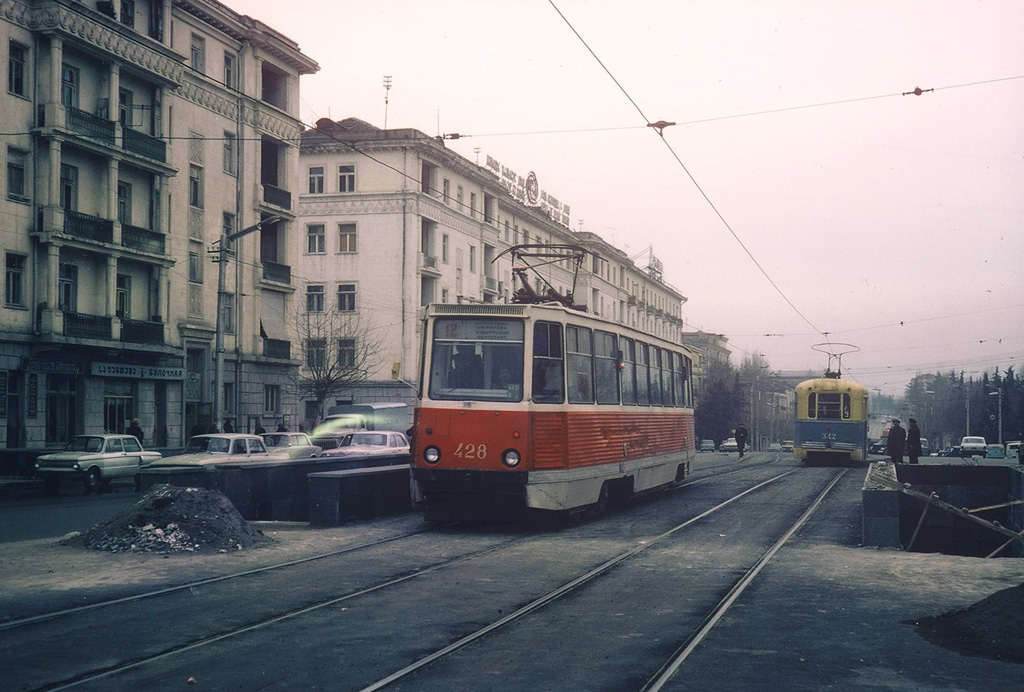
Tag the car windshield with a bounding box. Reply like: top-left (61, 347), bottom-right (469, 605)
top-left (185, 437), bottom-right (230, 454)
top-left (344, 433), bottom-right (389, 447)
top-left (67, 437), bottom-right (105, 452)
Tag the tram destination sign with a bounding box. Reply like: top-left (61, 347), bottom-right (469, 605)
top-left (437, 319), bottom-right (523, 342)
top-left (91, 362), bottom-right (185, 380)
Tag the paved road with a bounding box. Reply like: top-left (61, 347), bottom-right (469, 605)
top-left (0, 488), bottom-right (139, 543)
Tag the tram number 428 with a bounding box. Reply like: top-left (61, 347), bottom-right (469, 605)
top-left (453, 443), bottom-right (488, 459)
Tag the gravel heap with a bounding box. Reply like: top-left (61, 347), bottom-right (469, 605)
top-left (66, 484), bottom-right (274, 553)
top-left (915, 581), bottom-right (1024, 664)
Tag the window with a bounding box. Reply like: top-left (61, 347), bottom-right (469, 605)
top-left (532, 322), bottom-right (564, 403)
top-left (223, 52), bottom-right (236, 89)
top-left (223, 132), bottom-right (236, 175)
top-left (809, 392), bottom-right (849, 420)
top-left (456, 185), bottom-right (463, 210)
top-left (188, 165), bottom-right (203, 208)
top-left (442, 179), bottom-right (450, 204)
top-left (338, 164), bottom-right (355, 192)
top-left (60, 64), bottom-right (78, 107)
top-left (222, 212), bottom-right (235, 241)
top-left (306, 284), bottom-right (324, 312)
top-left (566, 326), bottom-right (594, 404)
top-left (428, 318), bottom-right (525, 402)
top-left (441, 288), bottom-right (449, 303)
top-left (306, 224), bottom-right (325, 253)
top-left (221, 292), bottom-right (234, 333)
top-left (469, 246), bottom-right (476, 274)
top-left (120, 0), bottom-right (136, 28)
top-left (442, 234), bottom-right (449, 263)
top-left (264, 384), bottom-right (280, 413)
top-left (5, 253), bottom-right (26, 307)
top-left (118, 88), bottom-right (134, 127)
top-left (338, 223), bottom-right (357, 253)
top-left (635, 342), bottom-right (650, 406)
top-left (116, 182), bottom-right (132, 225)
top-left (594, 331), bottom-right (620, 405)
top-left (6, 148), bottom-right (26, 200)
top-left (223, 382), bottom-right (234, 413)
top-left (306, 338), bottom-right (326, 369)
top-left (337, 283), bottom-right (356, 312)
top-left (308, 166), bottom-right (324, 194)
top-left (673, 352), bottom-right (687, 408)
top-left (190, 34), bottom-right (205, 73)
top-left (59, 164), bottom-right (77, 211)
top-left (421, 161), bottom-right (437, 195)
top-left (188, 241), bottom-right (203, 282)
top-left (115, 274), bottom-right (131, 319)
top-left (338, 338), bottom-right (356, 368)
top-left (469, 192), bottom-right (477, 218)
top-left (57, 264), bottom-right (77, 312)
top-left (8, 41), bottom-right (26, 96)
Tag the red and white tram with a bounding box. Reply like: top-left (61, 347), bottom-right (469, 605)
top-left (413, 302), bottom-right (696, 520)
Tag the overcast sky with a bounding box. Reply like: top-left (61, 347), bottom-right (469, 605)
top-left (242, 0), bottom-right (1023, 395)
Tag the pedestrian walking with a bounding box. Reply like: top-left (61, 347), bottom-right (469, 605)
top-left (735, 423), bottom-right (749, 458)
top-left (126, 418), bottom-right (145, 443)
top-left (906, 418), bottom-right (922, 465)
top-left (887, 419), bottom-right (906, 464)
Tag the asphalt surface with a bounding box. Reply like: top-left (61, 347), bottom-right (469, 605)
top-left (0, 450), bottom-right (1019, 687)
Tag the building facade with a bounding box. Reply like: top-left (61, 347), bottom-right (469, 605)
top-left (296, 117), bottom-right (687, 427)
top-left (1, 0), bottom-right (317, 460)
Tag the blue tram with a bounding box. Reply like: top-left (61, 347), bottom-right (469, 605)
top-left (793, 372), bottom-right (869, 465)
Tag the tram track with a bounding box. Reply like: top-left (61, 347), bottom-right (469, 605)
top-left (7, 459), bottom-right (816, 692)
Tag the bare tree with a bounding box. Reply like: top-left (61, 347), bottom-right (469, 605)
top-left (292, 302), bottom-right (388, 423)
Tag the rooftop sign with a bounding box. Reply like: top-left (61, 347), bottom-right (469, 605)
top-left (485, 156), bottom-right (571, 227)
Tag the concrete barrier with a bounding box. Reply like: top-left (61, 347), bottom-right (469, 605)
top-left (862, 461), bottom-right (901, 548)
top-left (308, 465), bottom-right (414, 526)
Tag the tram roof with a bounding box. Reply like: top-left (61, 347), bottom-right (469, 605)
top-left (794, 376), bottom-right (869, 396)
top-left (425, 302), bottom-right (695, 355)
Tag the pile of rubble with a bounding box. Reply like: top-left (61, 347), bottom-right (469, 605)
top-left (916, 581), bottom-right (1024, 663)
top-left (65, 484), bottom-right (273, 554)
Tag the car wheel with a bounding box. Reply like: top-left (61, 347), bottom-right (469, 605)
top-left (83, 468), bottom-right (101, 494)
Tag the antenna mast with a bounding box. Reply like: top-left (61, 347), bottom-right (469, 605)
top-left (382, 75), bottom-right (392, 129)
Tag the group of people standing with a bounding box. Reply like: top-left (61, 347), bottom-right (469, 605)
top-left (886, 417), bottom-right (923, 464)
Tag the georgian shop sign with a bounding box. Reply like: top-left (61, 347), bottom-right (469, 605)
top-left (91, 362), bottom-right (185, 380)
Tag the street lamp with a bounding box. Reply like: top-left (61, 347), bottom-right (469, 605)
top-left (212, 215), bottom-right (282, 433)
top-left (988, 390), bottom-right (1003, 445)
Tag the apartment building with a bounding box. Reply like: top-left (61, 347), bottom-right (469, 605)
top-left (1, 0), bottom-right (317, 459)
top-left (297, 117), bottom-right (687, 425)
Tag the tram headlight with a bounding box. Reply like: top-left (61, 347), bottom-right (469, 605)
top-left (502, 449), bottom-right (521, 468)
top-left (423, 446), bottom-right (441, 464)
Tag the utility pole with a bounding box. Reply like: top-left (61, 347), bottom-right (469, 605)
top-left (212, 215), bottom-right (281, 432)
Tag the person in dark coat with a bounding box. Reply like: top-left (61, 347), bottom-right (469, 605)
top-left (887, 419), bottom-right (906, 464)
top-left (906, 418), bottom-right (922, 464)
top-left (734, 423), bottom-right (749, 458)
top-left (189, 422), bottom-right (205, 438)
top-left (254, 421), bottom-right (266, 435)
top-left (126, 418), bottom-right (145, 443)
top-left (276, 422), bottom-right (288, 432)
top-left (223, 419), bottom-right (235, 433)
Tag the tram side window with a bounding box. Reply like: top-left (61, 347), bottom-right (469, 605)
top-left (566, 326), bottom-right (594, 404)
top-left (842, 394), bottom-right (851, 419)
top-left (533, 322), bottom-right (564, 403)
top-left (649, 348), bottom-right (662, 406)
top-left (662, 349), bottom-right (675, 406)
top-left (672, 352), bottom-right (685, 407)
top-left (635, 342), bottom-right (650, 406)
top-left (620, 337), bottom-right (636, 405)
top-left (594, 331), bottom-right (620, 405)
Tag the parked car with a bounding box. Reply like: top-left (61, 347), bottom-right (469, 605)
top-left (699, 439), bottom-right (715, 452)
top-left (146, 434), bottom-right (270, 468)
top-left (35, 434), bottom-right (162, 494)
top-left (261, 432), bottom-right (322, 460)
top-left (960, 436), bottom-right (987, 457)
top-left (985, 444), bottom-right (1006, 459)
top-left (1006, 441), bottom-right (1022, 459)
top-left (719, 438), bottom-right (738, 453)
top-left (780, 441), bottom-right (794, 452)
top-left (321, 431), bottom-right (410, 458)
top-left (767, 442), bottom-right (782, 452)
top-left (868, 441), bottom-right (888, 455)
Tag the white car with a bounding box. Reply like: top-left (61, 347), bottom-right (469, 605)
top-left (261, 432), bottom-right (322, 460)
top-left (720, 438), bottom-right (738, 453)
top-left (960, 436), bottom-right (987, 457)
top-left (146, 434), bottom-right (270, 467)
top-left (321, 431), bottom-right (410, 458)
top-left (35, 434), bottom-right (162, 494)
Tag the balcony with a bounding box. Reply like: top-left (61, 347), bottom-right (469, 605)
top-left (63, 312), bottom-right (112, 340)
top-left (64, 210), bottom-right (114, 244)
top-left (122, 225), bottom-right (166, 255)
top-left (121, 318), bottom-right (164, 344)
top-left (66, 107), bottom-right (116, 145)
top-left (262, 260), bottom-right (291, 285)
top-left (483, 276), bottom-right (498, 294)
top-left (263, 338), bottom-right (291, 359)
top-left (123, 128), bottom-right (166, 162)
top-left (262, 184), bottom-right (292, 210)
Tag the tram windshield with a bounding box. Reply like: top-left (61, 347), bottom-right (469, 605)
top-left (429, 318), bottom-right (525, 401)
